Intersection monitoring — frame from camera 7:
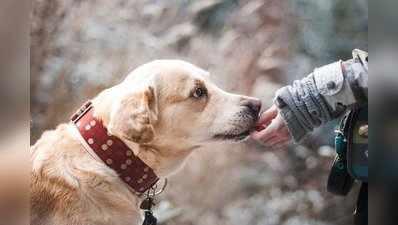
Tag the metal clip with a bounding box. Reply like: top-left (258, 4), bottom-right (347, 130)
top-left (70, 101), bottom-right (93, 123)
top-left (150, 178), bottom-right (168, 197)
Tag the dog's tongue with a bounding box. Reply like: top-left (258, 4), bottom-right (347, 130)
top-left (255, 125), bottom-right (265, 132)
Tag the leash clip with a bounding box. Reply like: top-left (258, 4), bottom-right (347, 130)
top-left (139, 179), bottom-right (168, 225)
top-left (151, 178), bottom-right (168, 196)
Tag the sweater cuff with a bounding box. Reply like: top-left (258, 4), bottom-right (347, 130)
top-left (275, 87), bottom-right (309, 143)
top-left (278, 105), bottom-right (307, 142)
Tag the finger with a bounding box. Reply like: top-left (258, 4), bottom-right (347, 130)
top-left (271, 115), bottom-right (292, 140)
top-left (257, 112), bottom-right (285, 133)
top-left (251, 121), bottom-right (278, 141)
top-left (257, 128), bottom-right (289, 146)
top-left (271, 141), bottom-right (290, 150)
top-left (250, 129), bottom-right (270, 141)
top-left (257, 105), bottom-right (278, 127)
top-left (261, 135), bottom-right (279, 146)
top-left (272, 114), bottom-right (288, 131)
top-left (268, 136), bottom-right (290, 146)
top-left (267, 135), bottom-right (290, 148)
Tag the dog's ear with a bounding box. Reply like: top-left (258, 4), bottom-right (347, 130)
top-left (108, 86), bottom-right (158, 143)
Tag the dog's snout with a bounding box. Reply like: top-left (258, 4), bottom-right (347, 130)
top-left (241, 98), bottom-right (262, 117)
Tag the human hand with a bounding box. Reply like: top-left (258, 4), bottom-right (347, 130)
top-left (251, 104), bottom-right (292, 149)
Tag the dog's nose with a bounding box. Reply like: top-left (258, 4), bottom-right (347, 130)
top-left (241, 98), bottom-right (262, 117)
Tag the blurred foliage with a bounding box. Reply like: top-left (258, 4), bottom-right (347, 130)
top-left (31, 0), bottom-right (367, 224)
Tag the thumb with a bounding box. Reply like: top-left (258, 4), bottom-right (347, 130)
top-left (256, 105), bottom-right (278, 130)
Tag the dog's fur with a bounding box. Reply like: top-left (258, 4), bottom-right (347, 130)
top-left (31, 60), bottom-right (260, 225)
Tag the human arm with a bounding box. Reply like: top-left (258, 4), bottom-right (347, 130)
top-left (251, 49), bottom-right (368, 145)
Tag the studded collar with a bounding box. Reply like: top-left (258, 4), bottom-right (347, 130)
top-left (71, 101), bottom-right (159, 194)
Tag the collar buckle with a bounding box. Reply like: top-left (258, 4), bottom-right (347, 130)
top-left (70, 101), bottom-right (93, 123)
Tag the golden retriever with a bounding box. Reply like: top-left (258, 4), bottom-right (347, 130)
top-left (31, 60), bottom-right (261, 225)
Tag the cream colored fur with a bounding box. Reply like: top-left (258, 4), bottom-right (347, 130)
top-left (31, 60), bottom-right (260, 225)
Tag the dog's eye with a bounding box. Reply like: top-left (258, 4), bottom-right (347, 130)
top-left (192, 87), bottom-right (207, 99)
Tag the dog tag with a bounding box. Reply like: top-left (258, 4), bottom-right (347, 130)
top-left (140, 197), bottom-right (155, 210)
top-left (142, 211), bottom-right (157, 225)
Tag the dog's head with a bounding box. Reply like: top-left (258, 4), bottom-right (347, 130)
top-left (102, 60), bottom-right (261, 150)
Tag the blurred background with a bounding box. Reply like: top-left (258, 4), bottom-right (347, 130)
top-left (0, 0), bottom-right (29, 225)
top-left (30, 0), bottom-right (368, 225)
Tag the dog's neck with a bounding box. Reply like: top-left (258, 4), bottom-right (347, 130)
top-left (127, 141), bottom-right (194, 178)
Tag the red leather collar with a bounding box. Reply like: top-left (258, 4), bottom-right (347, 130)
top-left (71, 102), bottom-right (159, 194)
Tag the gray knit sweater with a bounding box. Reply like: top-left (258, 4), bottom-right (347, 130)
top-left (275, 49), bottom-right (368, 142)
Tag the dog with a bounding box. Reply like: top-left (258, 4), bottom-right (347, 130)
top-left (31, 60), bottom-right (261, 225)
